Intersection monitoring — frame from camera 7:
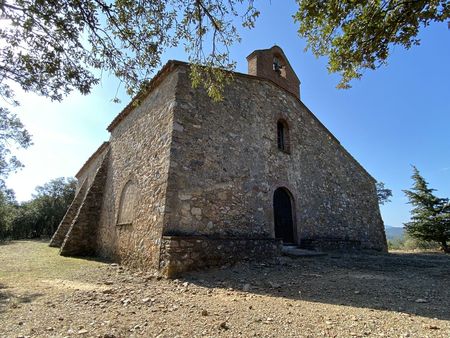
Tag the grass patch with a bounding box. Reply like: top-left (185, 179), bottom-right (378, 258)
top-left (0, 240), bottom-right (107, 285)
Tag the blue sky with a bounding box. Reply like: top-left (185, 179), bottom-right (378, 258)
top-left (5, 2), bottom-right (450, 228)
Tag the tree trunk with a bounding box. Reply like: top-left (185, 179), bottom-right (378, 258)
top-left (441, 241), bottom-right (449, 253)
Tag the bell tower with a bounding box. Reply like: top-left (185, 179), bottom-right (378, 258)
top-left (246, 46), bottom-right (301, 99)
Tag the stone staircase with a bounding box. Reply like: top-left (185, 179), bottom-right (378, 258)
top-left (281, 243), bottom-right (327, 257)
top-left (299, 238), bottom-right (362, 251)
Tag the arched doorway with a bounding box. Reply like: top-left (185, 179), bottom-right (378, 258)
top-left (273, 187), bottom-right (295, 244)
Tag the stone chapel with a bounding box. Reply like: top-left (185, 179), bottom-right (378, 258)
top-left (50, 46), bottom-right (387, 277)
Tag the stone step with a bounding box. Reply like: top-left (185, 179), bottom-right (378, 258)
top-left (281, 245), bottom-right (327, 257)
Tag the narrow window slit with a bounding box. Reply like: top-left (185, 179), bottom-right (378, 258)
top-left (277, 119), bottom-right (290, 153)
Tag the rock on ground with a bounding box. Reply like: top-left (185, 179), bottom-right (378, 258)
top-left (1, 241), bottom-right (449, 337)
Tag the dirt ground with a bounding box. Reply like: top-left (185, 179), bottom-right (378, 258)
top-left (0, 241), bottom-right (449, 338)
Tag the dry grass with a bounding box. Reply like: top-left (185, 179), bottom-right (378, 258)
top-left (1, 240), bottom-right (449, 338)
top-left (0, 240), bottom-right (106, 284)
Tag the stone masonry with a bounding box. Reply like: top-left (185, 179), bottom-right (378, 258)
top-left (49, 180), bottom-right (88, 248)
top-left (247, 46), bottom-right (301, 99)
top-left (159, 237), bottom-right (282, 277)
top-left (52, 46), bottom-right (387, 277)
top-left (50, 144), bottom-right (109, 255)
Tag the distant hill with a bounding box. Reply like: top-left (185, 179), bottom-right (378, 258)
top-left (385, 225), bottom-right (405, 240)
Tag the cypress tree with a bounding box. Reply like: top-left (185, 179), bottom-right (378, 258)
top-left (403, 167), bottom-right (450, 253)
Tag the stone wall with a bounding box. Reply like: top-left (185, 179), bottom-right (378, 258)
top-left (75, 142), bottom-right (110, 195)
top-left (94, 70), bottom-right (178, 269)
top-left (56, 56), bottom-right (386, 275)
top-left (159, 236), bottom-right (281, 277)
top-left (163, 65), bottom-right (386, 252)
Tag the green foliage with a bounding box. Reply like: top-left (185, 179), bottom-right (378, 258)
top-left (0, 1), bottom-right (259, 213)
top-left (387, 233), bottom-right (440, 251)
top-left (1, 1), bottom-right (445, 198)
top-left (190, 63), bottom-right (234, 102)
top-left (294, 0), bottom-right (449, 88)
top-left (387, 237), bottom-right (405, 250)
top-left (0, 188), bottom-right (18, 240)
top-left (0, 0), bottom-right (258, 104)
top-left (0, 177), bottom-right (76, 240)
top-left (0, 107), bottom-right (32, 187)
top-left (403, 166), bottom-right (450, 253)
top-left (376, 181), bottom-right (393, 205)
top-left (1, 1), bottom-right (447, 102)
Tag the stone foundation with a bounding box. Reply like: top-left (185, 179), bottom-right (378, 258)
top-left (159, 236), bottom-right (282, 277)
top-left (300, 237), bottom-right (362, 251)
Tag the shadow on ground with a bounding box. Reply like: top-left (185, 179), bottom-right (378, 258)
top-left (183, 252), bottom-right (450, 321)
top-left (0, 282), bottom-right (43, 314)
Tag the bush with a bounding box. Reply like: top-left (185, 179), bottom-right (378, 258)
top-left (388, 233), bottom-right (440, 251)
top-left (387, 237), bottom-right (405, 250)
top-left (0, 177), bottom-right (76, 240)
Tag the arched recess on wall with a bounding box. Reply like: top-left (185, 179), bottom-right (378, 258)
top-left (117, 180), bottom-right (137, 225)
top-left (277, 118), bottom-right (291, 153)
top-left (273, 187), bottom-right (296, 244)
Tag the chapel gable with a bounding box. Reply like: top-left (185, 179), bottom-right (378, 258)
top-left (246, 45), bottom-right (301, 99)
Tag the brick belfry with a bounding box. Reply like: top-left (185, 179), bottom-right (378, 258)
top-left (51, 46), bottom-right (387, 277)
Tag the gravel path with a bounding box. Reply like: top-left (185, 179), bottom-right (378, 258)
top-left (1, 241), bottom-right (449, 337)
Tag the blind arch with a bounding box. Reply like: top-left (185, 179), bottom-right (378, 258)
top-left (117, 180), bottom-right (137, 225)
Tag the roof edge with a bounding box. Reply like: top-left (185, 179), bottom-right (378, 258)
top-left (246, 44), bottom-right (284, 60)
top-left (75, 141), bottom-right (110, 179)
top-left (106, 60), bottom-right (187, 132)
